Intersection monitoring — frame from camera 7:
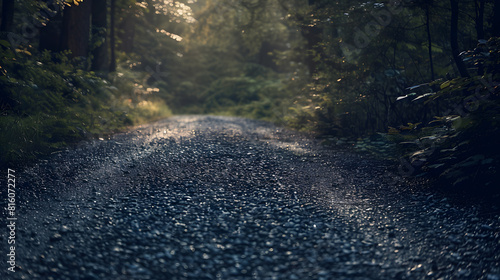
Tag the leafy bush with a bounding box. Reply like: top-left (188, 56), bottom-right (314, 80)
top-left (200, 75), bottom-right (290, 121)
top-left (0, 43), bottom-right (172, 168)
top-left (390, 37), bottom-right (500, 196)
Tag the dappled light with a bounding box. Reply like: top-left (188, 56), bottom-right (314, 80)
top-left (143, 0), bottom-right (196, 23)
top-left (155, 28), bottom-right (183, 41)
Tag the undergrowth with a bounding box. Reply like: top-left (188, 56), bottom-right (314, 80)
top-left (0, 43), bottom-right (171, 168)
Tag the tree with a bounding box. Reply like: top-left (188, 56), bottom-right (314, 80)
top-left (1, 0), bottom-right (15, 32)
top-left (450, 0), bottom-right (470, 77)
top-left (474, 0), bottom-right (485, 40)
top-left (117, 1), bottom-right (136, 53)
top-left (91, 0), bottom-right (109, 72)
top-left (493, 0), bottom-right (500, 37)
top-left (60, 0), bottom-right (93, 60)
top-left (39, 1), bottom-right (64, 52)
top-left (424, 0), bottom-right (435, 80)
top-left (109, 0), bottom-right (117, 71)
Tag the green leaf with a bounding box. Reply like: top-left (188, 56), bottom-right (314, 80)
top-left (0, 40), bottom-right (11, 48)
top-left (15, 49), bottom-right (32, 56)
top-left (440, 80), bottom-right (451, 89)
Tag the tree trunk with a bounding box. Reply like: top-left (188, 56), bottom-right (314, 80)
top-left (109, 0), bottom-right (117, 72)
top-left (425, 4), bottom-right (435, 80)
top-left (1, 0), bottom-right (14, 32)
top-left (475, 0), bottom-right (485, 40)
top-left (450, 0), bottom-right (470, 78)
top-left (60, 0), bottom-right (93, 59)
top-left (146, 0), bottom-right (157, 25)
top-left (91, 0), bottom-right (109, 72)
top-left (39, 5), bottom-right (63, 52)
top-left (302, 25), bottom-right (323, 76)
top-left (493, 0), bottom-right (500, 37)
top-left (303, 0), bottom-right (323, 76)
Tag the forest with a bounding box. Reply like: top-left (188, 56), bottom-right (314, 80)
top-left (1, 0), bottom-right (499, 197)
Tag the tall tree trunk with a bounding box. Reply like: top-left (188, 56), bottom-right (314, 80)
top-left (109, 0), bottom-right (117, 72)
top-left (91, 0), bottom-right (109, 72)
top-left (39, 3), bottom-right (63, 52)
top-left (450, 0), bottom-right (470, 78)
top-left (425, 3), bottom-right (435, 80)
top-left (493, 0), bottom-right (500, 37)
top-left (302, 25), bottom-right (323, 76)
top-left (146, 0), bottom-right (157, 25)
top-left (300, 1), bottom-right (323, 76)
top-left (1, 0), bottom-right (14, 32)
top-left (60, 0), bottom-right (92, 59)
top-left (475, 0), bottom-right (485, 40)
top-left (276, 0), bottom-right (321, 75)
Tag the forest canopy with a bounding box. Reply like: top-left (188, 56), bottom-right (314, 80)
top-left (1, 0), bottom-right (499, 195)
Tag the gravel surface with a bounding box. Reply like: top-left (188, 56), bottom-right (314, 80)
top-left (1, 115), bottom-right (499, 279)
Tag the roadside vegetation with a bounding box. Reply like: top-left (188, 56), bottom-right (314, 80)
top-left (0, 45), bottom-right (171, 166)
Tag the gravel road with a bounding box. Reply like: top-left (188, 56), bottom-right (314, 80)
top-left (1, 115), bottom-right (499, 280)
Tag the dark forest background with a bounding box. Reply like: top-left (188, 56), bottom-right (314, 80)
top-left (1, 0), bottom-right (499, 196)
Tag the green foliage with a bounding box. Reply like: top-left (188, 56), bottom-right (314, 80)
top-left (2, 0), bottom-right (297, 167)
top-left (279, 0), bottom-right (491, 138)
top-left (388, 38), bottom-right (500, 194)
top-left (269, 1), bottom-right (500, 196)
top-left (2, 0), bottom-right (498, 197)
top-left (200, 75), bottom-right (291, 122)
top-left (204, 77), bottom-right (261, 107)
top-left (0, 42), bottom-right (171, 168)
top-left (123, 0), bottom-right (305, 123)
